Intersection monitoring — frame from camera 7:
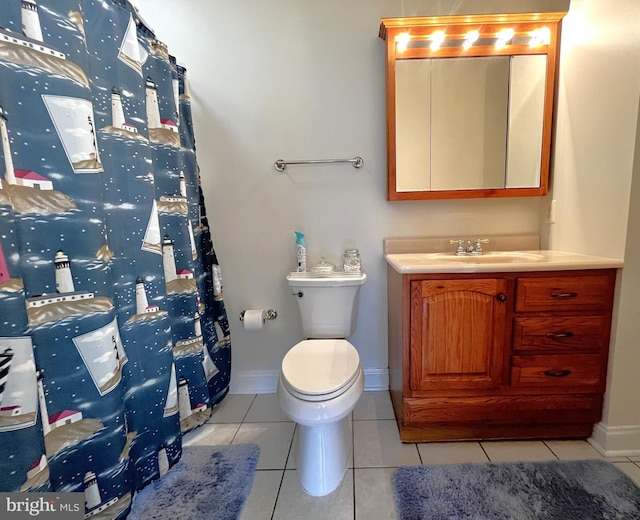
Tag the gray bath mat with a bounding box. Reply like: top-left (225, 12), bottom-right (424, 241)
top-left (392, 458), bottom-right (640, 519)
top-left (129, 444), bottom-right (259, 520)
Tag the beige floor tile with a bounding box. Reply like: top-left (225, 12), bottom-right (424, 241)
top-left (272, 469), bottom-right (354, 520)
top-left (233, 422), bottom-right (295, 470)
top-left (353, 391), bottom-right (396, 421)
top-left (481, 440), bottom-right (557, 462)
top-left (545, 439), bottom-right (627, 462)
top-left (629, 455), bottom-right (640, 462)
top-left (209, 394), bottom-right (256, 423)
top-left (613, 462), bottom-right (640, 486)
top-left (286, 425), bottom-right (298, 469)
top-left (417, 441), bottom-right (489, 465)
top-left (354, 468), bottom-right (398, 520)
top-left (182, 422), bottom-right (240, 446)
top-left (239, 470), bottom-right (283, 520)
top-left (354, 420), bottom-right (421, 468)
top-left (285, 426), bottom-right (303, 470)
top-left (245, 393), bottom-right (290, 422)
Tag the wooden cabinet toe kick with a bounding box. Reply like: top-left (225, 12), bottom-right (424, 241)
top-left (399, 394), bottom-right (603, 442)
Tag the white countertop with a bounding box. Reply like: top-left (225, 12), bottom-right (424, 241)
top-left (385, 250), bottom-right (624, 274)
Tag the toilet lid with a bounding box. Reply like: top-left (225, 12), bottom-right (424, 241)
top-left (281, 339), bottom-right (360, 396)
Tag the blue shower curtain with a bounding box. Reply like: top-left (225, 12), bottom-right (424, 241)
top-left (0, 0), bottom-right (231, 516)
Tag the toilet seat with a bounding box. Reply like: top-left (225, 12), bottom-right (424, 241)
top-left (281, 339), bottom-right (361, 402)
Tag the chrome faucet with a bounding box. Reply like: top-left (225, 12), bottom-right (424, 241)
top-left (449, 238), bottom-right (489, 256)
top-left (471, 238), bottom-right (489, 255)
top-left (449, 239), bottom-right (466, 255)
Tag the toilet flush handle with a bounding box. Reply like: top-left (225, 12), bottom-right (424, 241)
top-left (292, 290), bottom-right (303, 298)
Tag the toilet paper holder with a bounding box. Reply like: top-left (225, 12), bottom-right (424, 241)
top-left (239, 309), bottom-right (278, 321)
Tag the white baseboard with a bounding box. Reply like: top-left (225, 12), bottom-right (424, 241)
top-left (229, 368), bottom-right (389, 394)
top-left (589, 422), bottom-right (640, 457)
top-left (361, 368), bottom-right (390, 391)
top-left (229, 370), bottom-right (280, 394)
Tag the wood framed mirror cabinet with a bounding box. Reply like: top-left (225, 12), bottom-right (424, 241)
top-left (380, 11), bottom-right (567, 201)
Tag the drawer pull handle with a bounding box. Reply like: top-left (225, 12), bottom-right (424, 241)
top-left (544, 369), bottom-right (572, 378)
top-left (546, 332), bottom-right (574, 339)
top-left (549, 292), bottom-right (578, 299)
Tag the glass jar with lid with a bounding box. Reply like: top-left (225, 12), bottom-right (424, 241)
top-left (342, 249), bottom-right (361, 273)
top-left (311, 257), bottom-right (335, 275)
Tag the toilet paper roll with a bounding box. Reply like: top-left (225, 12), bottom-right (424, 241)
top-left (243, 309), bottom-right (265, 331)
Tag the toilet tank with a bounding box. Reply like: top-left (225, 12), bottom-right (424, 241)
top-left (287, 273), bottom-right (367, 338)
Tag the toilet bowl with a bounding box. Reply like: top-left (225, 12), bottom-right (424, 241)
top-left (278, 339), bottom-right (364, 496)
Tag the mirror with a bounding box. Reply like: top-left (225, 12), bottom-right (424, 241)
top-left (380, 13), bottom-right (567, 200)
top-left (396, 55), bottom-right (547, 191)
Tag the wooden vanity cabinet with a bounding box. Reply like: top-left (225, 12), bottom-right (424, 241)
top-left (387, 267), bottom-right (617, 442)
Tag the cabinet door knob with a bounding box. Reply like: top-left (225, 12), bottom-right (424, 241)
top-left (546, 332), bottom-right (574, 339)
top-left (549, 291), bottom-right (578, 299)
top-left (497, 293), bottom-right (507, 302)
top-left (544, 369), bottom-right (572, 378)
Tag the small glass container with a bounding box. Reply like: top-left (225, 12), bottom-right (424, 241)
top-left (342, 249), bottom-right (361, 273)
top-left (310, 257), bottom-right (335, 275)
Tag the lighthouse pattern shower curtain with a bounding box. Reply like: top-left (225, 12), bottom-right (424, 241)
top-left (0, 0), bottom-right (231, 517)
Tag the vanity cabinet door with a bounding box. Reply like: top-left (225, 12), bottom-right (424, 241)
top-left (409, 278), bottom-right (508, 392)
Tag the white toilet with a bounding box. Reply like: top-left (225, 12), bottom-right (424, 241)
top-left (278, 272), bottom-right (367, 496)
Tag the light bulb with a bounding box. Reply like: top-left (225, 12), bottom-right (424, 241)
top-left (395, 32), bottom-right (411, 53)
top-left (495, 28), bottom-right (514, 49)
top-left (463, 30), bottom-right (479, 50)
top-left (430, 30), bottom-right (446, 50)
top-left (529, 27), bottom-right (551, 47)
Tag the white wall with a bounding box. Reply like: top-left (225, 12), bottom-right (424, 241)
top-left (547, 0), bottom-right (639, 256)
top-left (598, 103), bottom-right (640, 453)
top-left (132, 0), bottom-right (543, 390)
top-left (545, 0), bottom-right (640, 454)
top-left (132, 0), bottom-right (640, 451)
top-left (543, 0), bottom-right (640, 454)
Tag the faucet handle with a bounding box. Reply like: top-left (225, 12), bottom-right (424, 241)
top-left (474, 238), bottom-right (489, 253)
top-left (449, 239), bottom-right (465, 255)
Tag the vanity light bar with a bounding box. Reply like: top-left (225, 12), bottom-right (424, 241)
top-left (396, 26), bottom-right (552, 52)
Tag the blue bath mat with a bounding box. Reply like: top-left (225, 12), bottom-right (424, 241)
top-left (392, 459), bottom-right (640, 519)
top-left (129, 444), bottom-right (260, 520)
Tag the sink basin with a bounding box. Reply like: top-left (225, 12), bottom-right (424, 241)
top-left (426, 251), bottom-right (546, 263)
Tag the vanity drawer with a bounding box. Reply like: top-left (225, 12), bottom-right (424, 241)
top-left (511, 354), bottom-right (603, 389)
top-left (513, 316), bottom-right (608, 353)
top-left (515, 275), bottom-right (612, 312)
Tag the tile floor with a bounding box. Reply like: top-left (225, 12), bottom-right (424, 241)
top-left (182, 391), bottom-right (640, 520)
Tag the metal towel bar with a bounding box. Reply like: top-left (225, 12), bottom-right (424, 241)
top-left (274, 156), bottom-right (364, 172)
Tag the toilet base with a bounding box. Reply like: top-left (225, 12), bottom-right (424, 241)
top-left (278, 367), bottom-right (364, 496)
top-left (297, 416), bottom-right (352, 496)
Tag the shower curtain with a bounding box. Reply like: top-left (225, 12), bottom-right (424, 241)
top-left (0, 0), bottom-right (231, 516)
